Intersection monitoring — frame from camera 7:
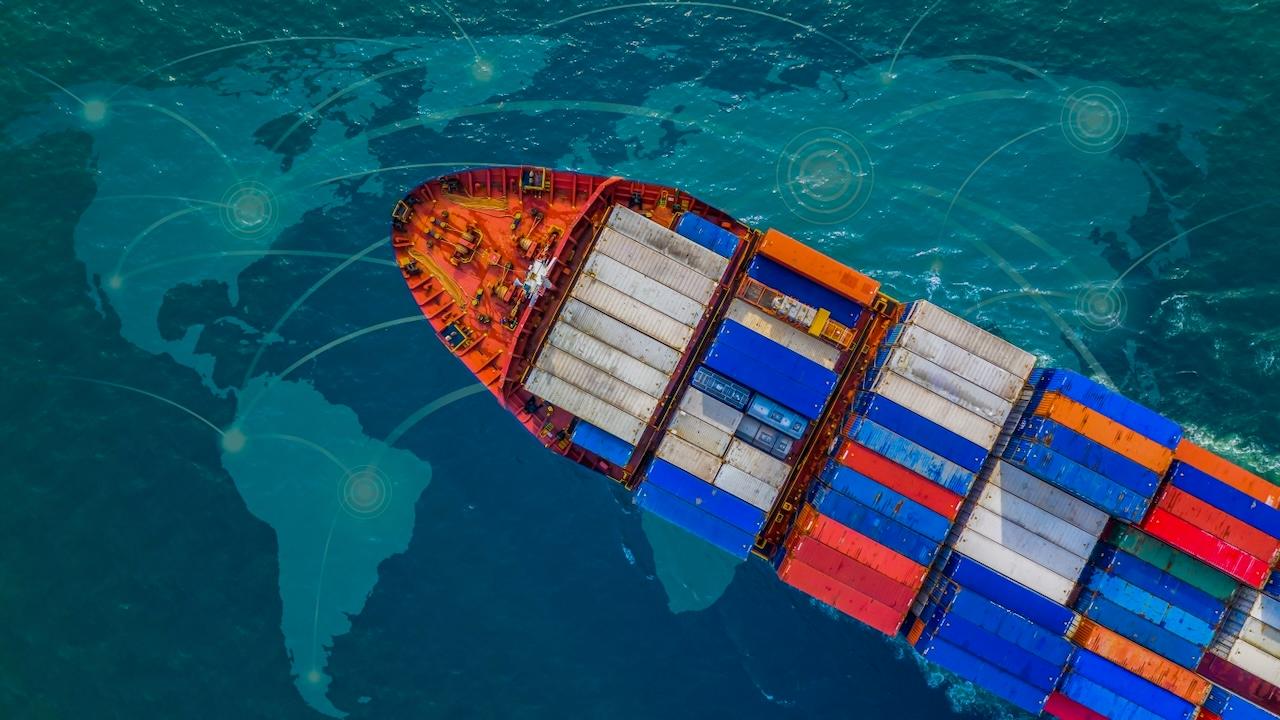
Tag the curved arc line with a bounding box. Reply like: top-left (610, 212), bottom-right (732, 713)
top-left (886, 0), bottom-right (943, 78)
top-left (254, 433), bottom-right (351, 474)
top-left (112, 206), bottom-right (209, 278)
top-left (1111, 199), bottom-right (1280, 287)
top-left (114, 101), bottom-right (239, 177)
top-left (58, 376), bottom-right (225, 436)
top-left (384, 383), bottom-right (489, 447)
top-left (936, 124), bottom-right (1052, 241)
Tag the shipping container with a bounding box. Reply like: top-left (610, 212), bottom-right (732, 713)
top-left (1042, 692), bottom-right (1108, 720)
top-left (1082, 571), bottom-right (1215, 646)
top-left (988, 460), bottom-right (1110, 536)
top-left (941, 552), bottom-right (1077, 633)
top-left (583, 251), bottom-right (706, 327)
top-left (821, 464), bottom-right (951, 542)
top-left (870, 369), bottom-right (1001, 449)
top-left (878, 346), bottom-right (1014, 424)
top-left (1070, 618), bottom-right (1211, 704)
top-left (713, 463), bottom-right (779, 511)
top-left (667, 410), bottom-right (732, 457)
top-left (705, 319), bottom-right (837, 419)
top-left (1033, 368), bottom-right (1182, 448)
top-left (975, 481), bottom-right (1100, 560)
top-left (724, 439), bottom-right (790, 489)
top-left (811, 486), bottom-right (937, 566)
top-left (787, 536), bottom-right (916, 610)
top-left (953, 527), bottom-right (1076, 603)
top-left (1142, 507), bottom-right (1271, 587)
top-left (535, 345), bottom-right (659, 420)
top-left (558, 298), bottom-right (680, 373)
top-left (746, 255), bottom-right (862, 326)
top-left (1199, 653), bottom-right (1280, 715)
top-left (1203, 685), bottom-right (1280, 720)
top-left (1175, 440), bottom-right (1280, 510)
top-left (1058, 673), bottom-right (1176, 720)
top-left (678, 386), bottom-right (744, 435)
top-left (790, 505), bottom-right (928, 587)
top-left (594, 226), bottom-right (719, 302)
top-left (1004, 439), bottom-right (1150, 522)
top-left (926, 583), bottom-right (1074, 667)
top-left (757, 228), bottom-right (880, 306)
top-left (572, 421), bottom-right (634, 467)
top-left (604, 204), bottom-right (729, 279)
top-left (547, 321), bottom-right (671, 398)
top-left (835, 442), bottom-right (964, 519)
top-left (746, 392), bottom-right (809, 440)
top-left (643, 459), bottom-right (765, 534)
top-left (1077, 593), bottom-right (1205, 669)
top-left (964, 504), bottom-right (1089, 581)
top-left (1068, 650), bottom-right (1198, 720)
top-left (777, 556), bottom-right (905, 635)
top-left (903, 301), bottom-right (1036, 378)
top-left (1158, 486), bottom-right (1280, 563)
top-left (1169, 462), bottom-right (1280, 539)
top-left (524, 369), bottom-right (646, 445)
top-left (848, 418), bottom-right (976, 495)
top-left (725, 299), bottom-right (841, 370)
top-left (1239, 615), bottom-right (1280, 660)
top-left (734, 415), bottom-right (793, 460)
top-left (919, 611), bottom-right (1067, 691)
top-left (1033, 391), bottom-right (1174, 474)
top-left (1091, 545), bottom-right (1227, 627)
top-left (1224, 637), bottom-right (1280, 687)
top-left (1016, 415), bottom-right (1161, 497)
top-left (655, 434), bottom-right (723, 483)
top-left (673, 211), bottom-right (741, 258)
top-left (1106, 525), bottom-right (1239, 602)
top-left (1247, 591), bottom-right (1280, 629)
top-left (856, 394), bottom-right (987, 472)
top-left (913, 634), bottom-right (1050, 714)
top-left (887, 323), bottom-right (1025, 401)
top-left (571, 274), bottom-right (693, 351)
top-left (634, 482), bottom-right (754, 558)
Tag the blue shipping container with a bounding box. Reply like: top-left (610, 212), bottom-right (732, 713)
top-left (1076, 594), bottom-right (1205, 669)
top-left (919, 612), bottom-right (1066, 691)
top-left (690, 365), bottom-right (751, 410)
top-left (1169, 461), bottom-right (1280, 538)
top-left (673, 212), bottom-right (740, 258)
top-left (1003, 439), bottom-right (1150, 522)
top-left (1059, 673), bottom-right (1171, 720)
top-left (572, 420), bottom-right (634, 467)
top-left (1016, 415), bottom-right (1160, 496)
top-left (644, 459), bottom-right (766, 534)
top-left (1069, 650), bottom-right (1198, 720)
top-left (635, 483), bottom-right (754, 559)
top-left (1035, 368), bottom-right (1182, 448)
top-left (1205, 686), bottom-right (1280, 720)
top-left (747, 393), bottom-right (808, 440)
top-left (820, 464), bottom-right (951, 542)
top-left (746, 255), bottom-right (863, 326)
top-left (855, 393), bottom-right (987, 472)
top-left (848, 418), bottom-right (976, 496)
top-left (1266, 568), bottom-right (1280, 600)
top-left (1082, 572), bottom-right (1215, 646)
top-left (810, 485), bottom-right (938, 565)
top-left (1091, 545), bottom-right (1227, 627)
top-left (941, 553), bottom-right (1077, 634)
top-left (930, 585), bottom-right (1074, 667)
top-left (913, 635), bottom-right (1050, 714)
top-left (705, 319), bottom-right (837, 419)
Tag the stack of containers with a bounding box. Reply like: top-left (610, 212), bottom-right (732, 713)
top-left (673, 212), bottom-right (741, 258)
top-left (1202, 587), bottom-right (1280, 715)
top-left (1142, 443), bottom-right (1280, 589)
top-left (1202, 686), bottom-right (1280, 720)
top-left (1004, 368), bottom-right (1179, 522)
top-left (1053, 649), bottom-right (1200, 720)
top-left (908, 552), bottom-right (1077, 714)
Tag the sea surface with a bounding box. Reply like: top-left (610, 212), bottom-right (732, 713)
top-left (2, 1), bottom-right (1279, 718)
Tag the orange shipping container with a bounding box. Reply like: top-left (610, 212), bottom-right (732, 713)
top-left (1158, 486), bottom-right (1280, 563)
top-left (757, 228), bottom-right (880, 306)
top-left (1034, 392), bottom-right (1173, 474)
top-left (790, 505), bottom-right (928, 588)
top-left (1070, 618), bottom-right (1212, 704)
top-left (1175, 440), bottom-right (1280, 510)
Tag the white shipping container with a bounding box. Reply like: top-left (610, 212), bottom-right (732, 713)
top-left (988, 461), bottom-right (1110, 536)
top-left (547, 323), bottom-right (670, 399)
top-left (535, 346), bottom-right (659, 421)
top-left (964, 504), bottom-right (1088, 581)
top-left (678, 388), bottom-right (743, 435)
top-left (594, 228), bottom-right (718, 303)
top-left (872, 370), bottom-right (1002, 449)
top-left (1239, 616), bottom-right (1280, 660)
top-left (976, 482), bottom-right (1100, 559)
top-left (955, 527), bottom-right (1075, 604)
top-left (1250, 591), bottom-right (1280, 628)
top-left (656, 434), bottom-right (723, 483)
top-left (668, 410), bottom-right (732, 457)
top-left (605, 205), bottom-right (729, 279)
top-left (724, 439), bottom-right (790, 489)
top-left (523, 369), bottom-right (646, 445)
top-left (1227, 636), bottom-right (1280, 682)
top-left (558, 298), bottom-right (680, 374)
top-left (571, 274), bottom-right (693, 351)
top-left (883, 346), bottom-right (1013, 425)
top-left (906, 300), bottom-right (1036, 379)
top-left (584, 252), bottom-right (705, 327)
top-left (725, 299), bottom-right (841, 370)
top-left (893, 324), bottom-right (1025, 401)
top-left (713, 463), bottom-right (779, 512)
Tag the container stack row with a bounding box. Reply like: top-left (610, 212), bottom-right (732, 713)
top-left (636, 227), bottom-right (877, 559)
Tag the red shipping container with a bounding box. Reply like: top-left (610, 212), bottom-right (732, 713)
top-left (787, 536), bottom-right (917, 611)
top-left (1158, 486), bottom-right (1280, 563)
top-left (1198, 652), bottom-right (1280, 715)
top-left (1043, 692), bottom-right (1107, 720)
top-left (778, 556), bottom-right (904, 635)
top-left (836, 441), bottom-right (964, 519)
top-left (1198, 713), bottom-right (1223, 720)
top-left (790, 505), bottom-right (928, 587)
top-left (1141, 507), bottom-right (1270, 587)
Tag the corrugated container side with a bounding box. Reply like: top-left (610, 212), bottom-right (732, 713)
top-left (1016, 415), bottom-right (1161, 496)
top-left (634, 483), bottom-right (754, 558)
top-left (756, 228), bottom-right (881, 306)
top-left (689, 366), bottom-right (752, 411)
top-left (913, 635), bottom-right (1050, 714)
top-left (1170, 462), bottom-right (1280, 538)
top-left (1249, 592), bottom-right (1280, 629)
top-left (1107, 525), bottom-right (1240, 602)
top-left (584, 251), bottom-right (706, 326)
top-left (1141, 507), bottom-right (1271, 587)
top-left (1042, 691), bottom-right (1109, 720)
top-left (919, 613), bottom-right (1066, 691)
top-left (849, 417), bottom-right (976, 494)
top-left (604, 204), bottom-right (729, 279)
top-left (904, 300), bottom-right (1037, 378)
top-left (644, 459), bottom-right (765, 534)
top-left (672, 211), bottom-right (741, 259)
top-left (656, 434), bottom-right (724, 483)
top-left (726, 299), bottom-right (841, 370)
top-left (745, 255), bottom-right (863, 326)
top-left (870, 370), bottom-right (1002, 449)
top-left (523, 369), bottom-right (646, 445)
top-left (890, 323), bottom-right (1025, 401)
top-left (1158, 486), bottom-right (1280, 562)
top-left (1199, 653), bottom-right (1280, 715)
top-left (880, 346), bottom-right (1013, 424)
top-left (535, 344), bottom-right (659, 420)
top-left (1082, 572), bottom-right (1215, 646)
top-left (724, 439), bottom-right (790, 489)
top-left (667, 411), bottom-right (732, 457)
top-left (572, 421), bottom-right (634, 467)
top-left (857, 394), bottom-right (987, 472)
top-left (571, 274), bottom-right (694, 351)
top-left (1035, 368), bottom-right (1182, 448)
top-left (1004, 439), bottom-right (1150, 522)
top-left (679, 386), bottom-right (745, 435)
top-left (746, 392), bottom-right (809, 440)
top-left (1034, 391), bottom-right (1174, 474)
top-left (777, 556), bottom-right (905, 635)
top-left (937, 588), bottom-right (1074, 666)
top-left (558, 297), bottom-right (680, 373)
top-left (789, 505), bottom-right (928, 587)
top-left (836, 441), bottom-right (964, 519)
top-left (1238, 615), bottom-right (1280, 659)
top-left (712, 463), bottom-right (779, 511)
top-left (963, 504), bottom-right (1089, 580)
top-left (942, 552), bottom-right (1076, 633)
top-left (1068, 650), bottom-right (1198, 720)
top-left (1076, 593), bottom-right (1205, 669)
top-left (1175, 440), bottom-right (1280, 510)
top-left (706, 319), bottom-right (836, 419)
top-left (594, 226), bottom-right (719, 302)
top-left (811, 486), bottom-right (938, 566)
top-left (787, 536), bottom-right (917, 610)
top-left (734, 416), bottom-right (794, 460)
top-left (953, 527), bottom-right (1076, 603)
top-left (988, 460), bottom-right (1110, 535)
top-left (1225, 637), bottom-right (1280, 685)
top-left (547, 322), bottom-right (671, 399)
top-left (1058, 673), bottom-right (1171, 720)
top-left (1091, 545), bottom-right (1228, 626)
top-left (1204, 685), bottom-right (1280, 720)
top-left (821, 464), bottom-right (951, 543)
top-left (1071, 618), bottom-right (1212, 704)
top-left (975, 482), bottom-right (1101, 559)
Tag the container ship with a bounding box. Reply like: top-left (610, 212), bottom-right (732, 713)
top-left (391, 167), bottom-right (1280, 720)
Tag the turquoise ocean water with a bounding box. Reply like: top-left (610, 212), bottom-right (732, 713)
top-left (2, 1), bottom-right (1279, 717)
